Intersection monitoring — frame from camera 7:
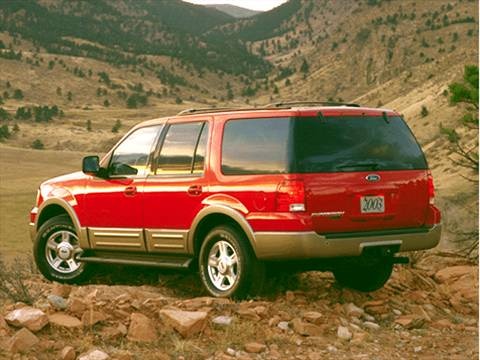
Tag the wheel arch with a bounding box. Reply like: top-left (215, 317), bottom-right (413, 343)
top-left (189, 206), bottom-right (257, 257)
top-left (36, 199), bottom-right (89, 248)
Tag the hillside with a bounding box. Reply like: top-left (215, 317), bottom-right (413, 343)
top-left (206, 4), bottom-right (261, 18)
top-left (0, 0), bottom-right (477, 251)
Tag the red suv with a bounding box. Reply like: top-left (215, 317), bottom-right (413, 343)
top-left (30, 102), bottom-right (442, 298)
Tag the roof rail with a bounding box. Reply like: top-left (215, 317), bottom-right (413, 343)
top-left (266, 101), bottom-right (360, 108)
top-left (176, 106), bottom-right (270, 116)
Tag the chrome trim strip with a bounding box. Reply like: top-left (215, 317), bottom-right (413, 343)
top-left (94, 232), bottom-right (140, 238)
top-left (153, 244), bottom-right (184, 249)
top-left (152, 233), bottom-right (184, 239)
top-left (95, 242), bottom-right (142, 248)
top-left (312, 211), bottom-right (345, 217)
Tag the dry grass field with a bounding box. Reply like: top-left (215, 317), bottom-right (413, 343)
top-left (0, 145), bottom-right (86, 258)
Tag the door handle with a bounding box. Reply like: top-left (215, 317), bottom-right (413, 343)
top-left (124, 186), bottom-right (137, 196)
top-left (187, 185), bottom-right (202, 196)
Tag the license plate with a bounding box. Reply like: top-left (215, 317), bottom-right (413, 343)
top-left (360, 196), bottom-right (385, 213)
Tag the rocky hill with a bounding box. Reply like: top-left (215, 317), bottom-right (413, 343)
top-left (0, 254), bottom-right (477, 359)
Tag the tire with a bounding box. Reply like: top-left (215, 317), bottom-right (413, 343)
top-left (33, 215), bottom-right (91, 283)
top-left (333, 260), bottom-right (393, 292)
top-left (199, 225), bottom-right (265, 299)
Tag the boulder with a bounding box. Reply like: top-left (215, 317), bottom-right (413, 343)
top-left (127, 313), bottom-right (157, 342)
top-left (69, 298), bottom-right (88, 314)
top-left (47, 294), bottom-right (68, 310)
top-left (291, 318), bottom-right (323, 337)
top-left (48, 313), bottom-right (83, 328)
top-left (59, 346), bottom-right (76, 360)
top-left (244, 342), bottom-right (266, 353)
top-left (159, 309), bottom-right (207, 337)
top-left (303, 311), bottom-right (323, 324)
top-left (434, 266), bottom-right (476, 284)
top-left (78, 349), bottom-right (110, 360)
top-left (7, 328), bottom-right (39, 353)
top-left (4, 307), bottom-right (48, 332)
top-left (82, 310), bottom-right (107, 327)
top-left (337, 326), bottom-right (352, 341)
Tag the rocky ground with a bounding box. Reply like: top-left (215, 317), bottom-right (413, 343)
top-left (0, 253), bottom-right (477, 360)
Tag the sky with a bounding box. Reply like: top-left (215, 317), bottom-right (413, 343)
top-left (182, 0), bottom-right (289, 12)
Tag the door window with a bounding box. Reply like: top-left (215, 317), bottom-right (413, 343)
top-left (109, 125), bottom-right (162, 176)
top-left (156, 122), bottom-right (208, 175)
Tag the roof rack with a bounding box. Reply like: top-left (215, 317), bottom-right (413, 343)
top-left (266, 101), bottom-right (360, 108)
top-left (176, 101), bottom-right (361, 116)
top-left (176, 106), bottom-right (269, 116)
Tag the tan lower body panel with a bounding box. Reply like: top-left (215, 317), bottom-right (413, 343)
top-left (88, 228), bottom-right (146, 252)
top-left (253, 224), bottom-right (442, 260)
top-left (144, 229), bottom-right (188, 254)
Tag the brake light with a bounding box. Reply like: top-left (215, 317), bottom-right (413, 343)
top-left (427, 171), bottom-right (435, 205)
top-left (276, 180), bottom-right (305, 212)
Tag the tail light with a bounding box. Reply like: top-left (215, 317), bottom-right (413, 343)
top-left (276, 180), bottom-right (305, 212)
top-left (427, 171), bottom-right (435, 205)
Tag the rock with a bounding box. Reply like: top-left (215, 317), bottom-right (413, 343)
top-left (48, 313), bottom-right (83, 328)
top-left (7, 328), bottom-right (39, 353)
top-left (344, 303), bottom-right (364, 318)
top-left (244, 342), bottom-right (266, 353)
top-left (291, 318), bottom-right (323, 337)
top-left (5, 307), bottom-right (48, 332)
top-left (268, 315), bottom-right (281, 327)
top-left (47, 294), bottom-right (68, 310)
top-left (277, 321), bottom-right (289, 331)
top-left (111, 351), bottom-right (133, 360)
top-left (432, 319), bottom-right (454, 329)
top-left (351, 331), bottom-right (368, 344)
top-left (337, 326), bottom-right (352, 341)
top-left (212, 316), bottom-right (232, 326)
top-left (236, 308), bottom-right (261, 321)
top-left (414, 346), bottom-right (422, 353)
top-left (38, 339), bottom-right (56, 351)
top-left (52, 283), bottom-right (72, 298)
top-left (127, 313), bottom-right (157, 342)
top-left (434, 266), bottom-right (475, 283)
top-left (78, 349), bottom-right (110, 360)
top-left (253, 306), bottom-right (268, 317)
top-left (393, 309), bottom-right (402, 316)
top-left (362, 313), bottom-right (376, 322)
top-left (60, 346), bottom-right (76, 360)
top-left (68, 298), bottom-right (88, 314)
top-left (303, 311), bottom-right (322, 324)
top-left (394, 315), bottom-right (425, 329)
top-left (82, 310), bottom-right (107, 327)
top-left (226, 348), bottom-right (236, 356)
top-left (285, 291), bottom-right (295, 301)
top-left (363, 321), bottom-right (380, 331)
top-left (160, 309), bottom-right (207, 337)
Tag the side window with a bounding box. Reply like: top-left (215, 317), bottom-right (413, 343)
top-left (222, 118), bottom-right (291, 175)
top-left (156, 122), bottom-right (208, 175)
top-left (110, 125), bottom-right (162, 176)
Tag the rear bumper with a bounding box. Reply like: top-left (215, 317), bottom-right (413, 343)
top-left (253, 224), bottom-right (441, 260)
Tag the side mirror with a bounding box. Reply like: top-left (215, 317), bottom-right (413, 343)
top-left (82, 156), bottom-right (100, 175)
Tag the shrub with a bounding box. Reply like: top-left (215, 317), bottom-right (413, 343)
top-left (111, 119), bottom-right (122, 133)
top-left (31, 139), bottom-right (44, 149)
top-left (13, 89), bottom-right (24, 100)
top-left (0, 256), bottom-right (38, 304)
top-left (0, 124), bottom-right (10, 141)
top-left (420, 105), bottom-right (429, 117)
top-left (86, 119), bottom-right (92, 132)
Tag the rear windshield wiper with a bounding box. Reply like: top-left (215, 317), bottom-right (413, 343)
top-left (336, 162), bottom-right (380, 171)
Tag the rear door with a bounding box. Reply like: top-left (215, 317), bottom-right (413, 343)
top-left (142, 119), bottom-right (210, 254)
top-left (293, 115), bottom-right (429, 234)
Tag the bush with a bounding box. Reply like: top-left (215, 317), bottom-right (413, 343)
top-left (420, 105), bottom-right (429, 117)
top-left (13, 89), bottom-right (24, 100)
top-left (31, 139), bottom-right (44, 149)
top-left (86, 119), bottom-right (92, 132)
top-left (111, 119), bottom-right (122, 133)
top-left (0, 124), bottom-right (10, 141)
top-left (0, 256), bottom-right (38, 304)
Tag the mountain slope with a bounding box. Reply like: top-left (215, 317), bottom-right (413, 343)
top-left (206, 4), bottom-right (261, 18)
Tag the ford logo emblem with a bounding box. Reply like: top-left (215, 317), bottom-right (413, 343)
top-left (366, 174), bottom-right (381, 182)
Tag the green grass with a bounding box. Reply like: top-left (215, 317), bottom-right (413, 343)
top-left (0, 145), bottom-right (86, 259)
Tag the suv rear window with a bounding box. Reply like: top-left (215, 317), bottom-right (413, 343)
top-left (293, 116), bottom-right (427, 173)
top-left (221, 116), bottom-right (427, 175)
top-left (222, 118), bottom-right (291, 175)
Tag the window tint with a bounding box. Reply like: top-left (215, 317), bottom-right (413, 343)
top-left (156, 122), bottom-right (208, 175)
top-left (110, 125), bottom-right (162, 176)
top-left (222, 118), bottom-right (291, 175)
top-left (293, 116), bottom-right (427, 173)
